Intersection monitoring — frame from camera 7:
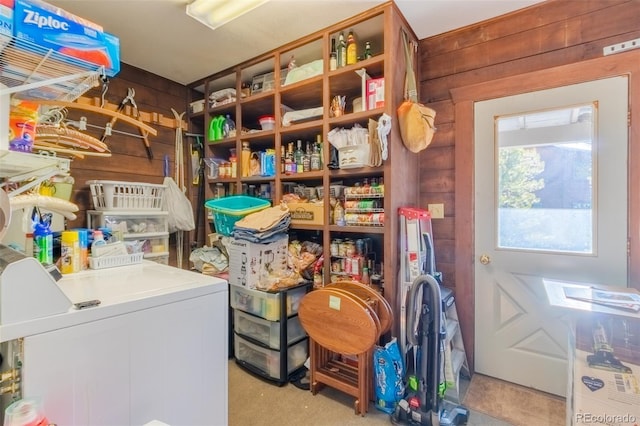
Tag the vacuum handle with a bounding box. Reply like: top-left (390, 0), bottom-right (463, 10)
top-left (406, 276), bottom-right (422, 346)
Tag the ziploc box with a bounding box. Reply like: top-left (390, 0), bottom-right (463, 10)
top-left (13, 0), bottom-right (120, 76)
top-left (227, 235), bottom-right (288, 290)
top-left (0, 0), bottom-right (13, 37)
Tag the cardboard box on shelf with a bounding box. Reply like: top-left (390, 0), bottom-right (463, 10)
top-left (0, 0), bottom-right (13, 38)
top-left (366, 77), bottom-right (384, 110)
top-left (227, 235), bottom-right (288, 290)
top-left (287, 202), bottom-right (324, 226)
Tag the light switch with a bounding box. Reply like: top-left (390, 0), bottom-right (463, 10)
top-left (428, 203), bottom-right (444, 219)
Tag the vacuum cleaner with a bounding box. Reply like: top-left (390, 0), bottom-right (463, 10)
top-left (391, 274), bottom-right (469, 426)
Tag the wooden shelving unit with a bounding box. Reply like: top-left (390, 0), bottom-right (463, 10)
top-left (187, 2), bottom-right (420, 336)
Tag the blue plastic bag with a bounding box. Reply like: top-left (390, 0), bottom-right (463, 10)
top-left (373, 338), bottom-right (406, 414)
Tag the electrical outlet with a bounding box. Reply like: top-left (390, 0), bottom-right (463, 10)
top-left (428, 203), bottom-right (444, 219)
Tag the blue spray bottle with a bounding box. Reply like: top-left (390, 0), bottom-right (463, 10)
top-left (33, 213), bottom-right (53, 265)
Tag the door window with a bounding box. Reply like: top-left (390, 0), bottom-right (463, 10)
top-left (496, 104), bottom-right (596, 254)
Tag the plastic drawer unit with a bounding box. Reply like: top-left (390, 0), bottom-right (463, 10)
top-left (234, 309), bottom-right (306, 349)
top-left (87, 210), bottom-right (169, 234)
top-left (231, 283), bottom-right (311, 385)
top-left (234, 333), bottom-right (308, 381)
top-left (229, 284), bottom-right (306, 321)
top-left (87, 210), bottom-right (170, 263)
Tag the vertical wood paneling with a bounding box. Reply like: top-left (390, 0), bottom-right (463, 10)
top-left (417, 0), bottom-right (640, 371)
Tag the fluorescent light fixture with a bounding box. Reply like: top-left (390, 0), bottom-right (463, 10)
top-left (186, 0), bottom-right (270, 30)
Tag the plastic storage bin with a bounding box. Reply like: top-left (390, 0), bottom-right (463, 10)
top-left (89, 252), bottom-right (144, 269)
top-left (88, 180), bottom-right (166, 211)
top-left (234, 309), bottom-right (306, 349)
top-left (229, 285), bottom-right (306, 321)
top-left (87, 210), bottom-right (169, 235)
top-left (234, 333), bottom-right (308, 380)
top-left (204, 195), bottom-right (271, 236)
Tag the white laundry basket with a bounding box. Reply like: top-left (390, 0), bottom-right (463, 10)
top-left (88, 180), bottom-right (166, 211)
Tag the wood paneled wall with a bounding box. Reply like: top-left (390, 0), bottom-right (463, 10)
top-left (417, 0), bottom-right (640, 371)
top-left (63, 63), bottom-right (189, 267)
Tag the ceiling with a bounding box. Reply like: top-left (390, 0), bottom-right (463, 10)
top-left (48, 0), bottom-right (543, 87)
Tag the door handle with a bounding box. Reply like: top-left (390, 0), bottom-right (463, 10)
top-left (479, 254), bottom-right (491, 265)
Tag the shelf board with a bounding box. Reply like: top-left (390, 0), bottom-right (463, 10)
top-left (328, 107), bottom-right (385, 126)
top-left (207, 138), bottom-right (236, 147)
top-left (208, 102), bottom-right (236, 116)
top-left (207, 177), bottom-right (237, 184)
top-left (240, 176), bottom-right (275, 183)
top-left (290, 223), bottom-right (324, 232)
top-left (327, 55), bottom-right (384, 80)
top-left (240, 130), bottom-right (275, 141)
top-left (280, 171), bottom-right (324, 181)
top-left (329, 166), bottom-right (383, 178)
top-left (328, 225), bottom-right (384, 234)
top-left (280, 119), bottom-right (324, 134)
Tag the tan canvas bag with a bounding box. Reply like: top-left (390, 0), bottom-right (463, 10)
top-left (397, 30), bottom-right (436, 153)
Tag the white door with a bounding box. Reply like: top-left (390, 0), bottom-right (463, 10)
top-left (474, 77), bottom-right (628, 396)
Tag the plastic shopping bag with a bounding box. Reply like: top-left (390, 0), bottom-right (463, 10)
top-left (373, 338), bottom-right (406, 414)
top-left (162, 176), bottom-right (195, 232)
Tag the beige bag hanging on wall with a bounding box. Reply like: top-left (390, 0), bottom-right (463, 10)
top-left (397, 30), bottom-right (436, 153)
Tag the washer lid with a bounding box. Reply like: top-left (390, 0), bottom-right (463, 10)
top-left (0, 188), bottom-right (10, 241)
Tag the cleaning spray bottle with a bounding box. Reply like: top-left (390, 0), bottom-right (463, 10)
top-left (33, 214), bottom-right (53, 265)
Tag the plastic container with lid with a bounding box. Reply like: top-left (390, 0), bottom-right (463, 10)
top-left (259, 115), bottom-right (275, 131)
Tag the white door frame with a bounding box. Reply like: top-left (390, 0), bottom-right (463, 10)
top-left (450, 50), bottom-right (640, 374)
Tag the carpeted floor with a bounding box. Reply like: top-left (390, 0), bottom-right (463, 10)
top-left (228, 359), bottom-right (552, 425)
top-left (462, 373), bottom-right (566, 426)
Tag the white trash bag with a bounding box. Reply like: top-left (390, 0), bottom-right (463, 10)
top-left (162, 176), bottom-right (195, 233)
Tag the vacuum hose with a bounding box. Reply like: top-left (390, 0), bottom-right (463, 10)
top-left (406, 274), bottom-right (442, 423)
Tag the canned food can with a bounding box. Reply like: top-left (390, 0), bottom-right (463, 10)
top-left (343, 257), bottom-right (352, 274)
top-left (330, 239), bottom-right (341, 257)
top-left (344, 240), bottom-right (356, 257)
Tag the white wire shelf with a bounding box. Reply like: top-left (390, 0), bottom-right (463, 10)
top-left (0, 150), bottom-right (71, 196)
top-left (0, 34), bottom-right (104, 102)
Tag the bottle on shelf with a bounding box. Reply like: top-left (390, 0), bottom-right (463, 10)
top-left (330, 37), bottom-right (337, 71)
top-left (223, 114), bottom-right (236, 138)
top-left (364, 41), bottom-right (372, 59)
top-left (294, 140), bottom-right (304, 173)
top-left (303, 141), bottom-right (312, 172)
top-left (333, 199), bottom-right (345, 226)
top-left (285, 142), bottom-right (295, 175)
top-left (230, 148), bottom-right (237, 178)
top-left (91, 230), bottom-right (106, 251)
top-left (310, 135), bottom-right (322, 171)
top-left (281, 145), bottom-right (286, 174)
top-left (346, 30), bottom-right (357, 65)
top-left (241, 141), bottom-right (251, 177)
top-left (361, 266), bottom-right (370, 285)
top-left (337, 32), bottom-right (346, 68)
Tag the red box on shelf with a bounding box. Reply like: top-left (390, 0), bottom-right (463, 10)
top-left (366, 77), bottom-right (385, 110)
